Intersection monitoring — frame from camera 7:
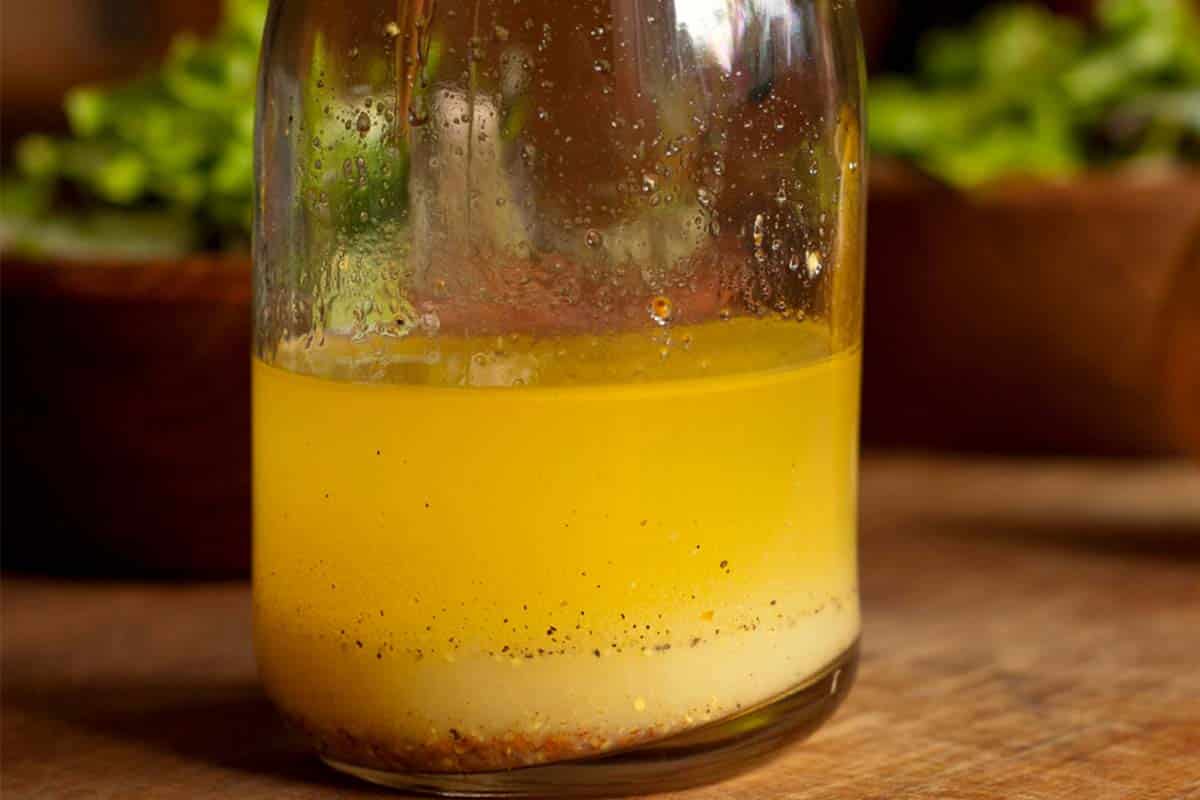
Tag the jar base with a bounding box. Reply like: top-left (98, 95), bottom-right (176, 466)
top-left (321, 639), bottom-right (858, 798)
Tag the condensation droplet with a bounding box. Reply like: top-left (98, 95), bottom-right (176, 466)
top-left (649, 296), bottom-right (673, 326)
top-left (408, 95), bottom-right (430, 126)
top-left (585, 229), bottom-right (603, 248)
top-left (356, 112), bottom-right (372, 133)
top-left (642, 173), bottom-right (657, 193)
top-left (752, 214), bottom-right (765, 248)
top-left (788, 253), bottom-right (801, 272)
top-left (384, 21), bottom-right (401, 37)
top-left (593, 58), bottom-right (612, 74)
top-left (806, 251), bottom-right (823, 279)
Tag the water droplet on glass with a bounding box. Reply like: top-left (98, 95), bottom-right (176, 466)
top-left (788, 253), bottom-right (801, 272)
top-left (494, 24), bottom-right (510, 41)
top-left (349, 47), bottom-right (360, 59)
top-left (385, 21), bottom-right (401, 37)
top-left (649, 296), bottom-right (673, 326)
top-left (642, 173), bottom-right (657, 193)
top-left (719, 308), bottom-right (732, 321)
top-left (585, 229), bottom-right (603, 248)
top-left (752, 214), bottom-right (765, 248)
top-left (848, 161), bottom-right (859, 172)
top-left (806, 251), bottom-right (823, 279)
top-left (774, 118), bottom-right (786, 131)
top-left (408, 96), bottom-right (430, 126)
top-left (697, 187), bottom-right (713, 208)
top-left (356, 112), bottom-right (372, 133)
top-left (593, 58), bottom-right (612, 74)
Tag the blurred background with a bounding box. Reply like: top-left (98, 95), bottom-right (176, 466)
top-left (1, 0), bottom-right (1198, 574)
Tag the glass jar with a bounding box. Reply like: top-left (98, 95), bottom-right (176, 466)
top-left (253, 1), bottom-right (865, 795)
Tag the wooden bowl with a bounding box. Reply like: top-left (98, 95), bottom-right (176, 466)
top-left (1, 255), bottom-right (252, 574)
top-left (863, 162), bottom-right (1200, 456)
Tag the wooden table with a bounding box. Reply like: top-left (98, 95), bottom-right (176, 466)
top-left (4, 455), bottom-right (1200, 799)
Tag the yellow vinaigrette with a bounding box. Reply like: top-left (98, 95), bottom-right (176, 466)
top-left (253, 319), bottom-right (860, 769)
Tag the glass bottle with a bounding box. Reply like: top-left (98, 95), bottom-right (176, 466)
top-left (254, 1), bottom-right (865, 794)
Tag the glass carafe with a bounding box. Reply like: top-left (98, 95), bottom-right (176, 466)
top-left (254, 1), bottom-right (865, 795)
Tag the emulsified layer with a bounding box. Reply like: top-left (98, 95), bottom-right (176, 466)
top-left (253, 321), bottom-right (860, 772)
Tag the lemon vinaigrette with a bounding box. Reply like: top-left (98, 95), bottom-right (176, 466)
top-left (253, 318), bottom-right (860, 772)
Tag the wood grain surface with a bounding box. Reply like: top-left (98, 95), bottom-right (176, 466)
top-left (3, 455), bottom-right (1200, 799)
